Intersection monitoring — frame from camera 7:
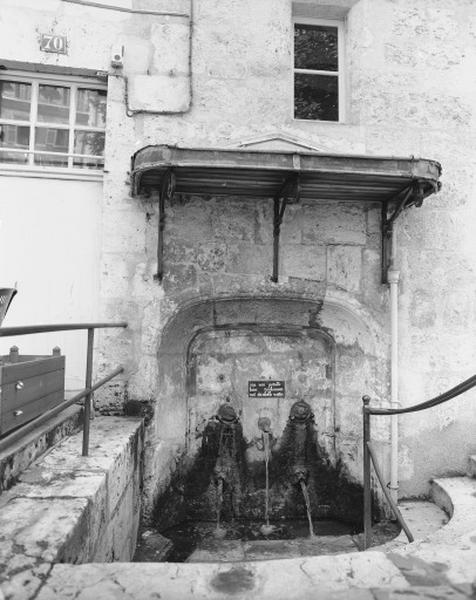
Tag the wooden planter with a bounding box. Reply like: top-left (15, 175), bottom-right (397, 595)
top-left (0, 347), bottom-right (65, 436)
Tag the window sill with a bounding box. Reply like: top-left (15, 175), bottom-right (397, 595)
top-left (293, 118), bottom-right (345, 125)
top-left (0, 164), bottom-right (104, 182)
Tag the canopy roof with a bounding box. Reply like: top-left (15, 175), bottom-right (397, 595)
top-left (131, 144), bottom-right (441, 204)
top-left (130, 144), bottom-right (442, 284)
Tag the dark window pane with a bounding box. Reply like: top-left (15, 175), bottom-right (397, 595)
top-left (74, 130), bottom-right (105, 156)
top-left (294, 73), bottom-right (338, 121)
top-left (73, 156), bottom-right (104, 170)
top-left (38, 85), bottom-right (70, 124)
top-left (34, 153), bottom-right (68, 167)
top-left (76, 88), bottom-right (106, 127)
top-left (0, 81), bottom-right (32, 120)
top-left (0, 124), bottom-right (30, 148)
top-left (0, 149), bottom-right (29, 164)
top-left (35, 127), bottom-right (69, 153)
top-left (294, 24), bottom-right (338, 71)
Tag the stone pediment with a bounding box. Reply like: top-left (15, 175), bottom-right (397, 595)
top-left (231, 132), bottom-right (327, 153)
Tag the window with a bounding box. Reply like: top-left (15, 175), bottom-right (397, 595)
top-left (293, 19), bottom-right (343, 122)
top-left (0, 73), bottom-right (107, 171)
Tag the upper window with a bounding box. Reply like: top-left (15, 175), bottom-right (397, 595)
top-left (0, 73), bottom-right (107, 171)
top-left (293, 19), bottom-right (343, 122)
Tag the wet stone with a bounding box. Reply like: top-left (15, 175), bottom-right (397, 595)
top-left (209, 566), bottom-right (256, 595)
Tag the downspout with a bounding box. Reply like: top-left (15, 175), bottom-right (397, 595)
top-left (387, 230), bottom-right (400, 506)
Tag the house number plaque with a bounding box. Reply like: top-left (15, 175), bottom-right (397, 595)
top-left (248, 380), bottom-right (285, 398)
top-left (40, 34), bottom-right (68, 54)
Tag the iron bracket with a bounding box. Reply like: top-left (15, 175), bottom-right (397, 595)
top-left (155, 168), bottom-right (175, 283)
top-left (381, 182), bottom-right (421, 284)
top-left (271, 173), bottom-right (300, 283)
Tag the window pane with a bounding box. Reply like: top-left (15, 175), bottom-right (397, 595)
top-left (0, 124), bottom-right (30, 148)
top-left (294, 24), bottom-right (338, 71)
top-left (74, 130), bottom-right (105, 156)
top-left (38, 85), bottom-right (70, 124)
top-left (76, 88), bottom-right (106, 128)
top-left (34, 153), bottom-right (68, 167)
top-left (0, 149), bottom-right (29, 164)
top-left (294, 73), bottom-right (338, 121)
top-left (35, 127), bottom-right (69, 153)
top-left (0, 81), bottom-right (32, 120)
top-left (73, 156), bottom-right (104, 170)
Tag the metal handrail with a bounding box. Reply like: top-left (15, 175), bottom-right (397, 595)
top-left (0, 322), bottom-right (127, 336)
top-left (0, 367), bottom-right (123, 453)
top-left (366, 374), bottom-right (476, 416)
top-left (366, 441), bottom-right (414, 544)
top-left (0, 322), bottom-right (128, 456)
top-left (362, 373), bottom-right (476, 549)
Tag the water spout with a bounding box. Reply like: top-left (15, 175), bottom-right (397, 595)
top-left (289, 400), bottom-right (315, 538)
top-left (298, 477), bottom-right (315, 538)
top-left (258, 417), bottom-right (276, 536)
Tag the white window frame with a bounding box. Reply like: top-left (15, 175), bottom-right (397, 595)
top-left (292, 17), bottom-right (345, 123)
top-left (0, 70), bottom-right (107, 181)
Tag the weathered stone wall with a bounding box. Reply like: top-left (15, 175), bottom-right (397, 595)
top-left (1, 0), bottom-right (475, 507)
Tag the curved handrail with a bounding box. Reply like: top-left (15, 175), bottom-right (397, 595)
top-left (366, 374), bottom-right (476, 416)
top-left (362, 373), bottom-right (476, 550)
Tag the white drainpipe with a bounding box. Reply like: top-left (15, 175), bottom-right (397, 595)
top-left (387, 232), bottom-right (400, 505)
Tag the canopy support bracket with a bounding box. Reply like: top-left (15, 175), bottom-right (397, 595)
top-left (381, 183), bottom-right (421, 284)
top-left (155, 168), bottom-right (175, 283)
top-left (272, 173), bottom-right (300, 283)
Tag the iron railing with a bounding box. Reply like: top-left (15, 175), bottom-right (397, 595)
top-left (0, 322), bottom-right (127, 456)
top-left (362, 373), bottom-right (476, 549)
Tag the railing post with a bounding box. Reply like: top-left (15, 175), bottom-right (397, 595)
top-left (82, 328), bottom-right (94, 457)
top-left (362, 394), bottom-right (372, 549)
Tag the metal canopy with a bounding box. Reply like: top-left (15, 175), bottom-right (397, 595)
top-left (130, 145), bottom-right (442, 283)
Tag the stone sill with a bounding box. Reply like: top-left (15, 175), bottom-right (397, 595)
top-left (0, 416), bottom-right (144, 598)
top-left (0, 165), bottom-right (103, 182)
top-left (0, 405), bottom-right (82, 495)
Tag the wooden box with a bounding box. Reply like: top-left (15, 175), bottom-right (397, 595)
top-left (0, 348), bottom-right (65, 436)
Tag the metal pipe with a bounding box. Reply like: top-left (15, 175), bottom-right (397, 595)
top-left (0, 366), bottom-right (124, 453)
top-left (367, 441), bottom-right (414, 543)
top-left (388, 265), bottom-right (400, 505)
top-left (362, 395), bottom-right (372, 549)
top-left (387, 217), bottom-right (400, 505)
top-left (61, 0), bottom-right (190, 18)
top-left (0, 322), bottom-right (127, 336)
top-left (82, 328), bottom-right (95, 457)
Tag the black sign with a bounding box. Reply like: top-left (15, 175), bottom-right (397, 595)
top-left (248, 380), bottom-right (285, 398)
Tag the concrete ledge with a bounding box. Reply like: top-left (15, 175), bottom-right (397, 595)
top-left (1, 452), bottom-right (475, 599)
top-left (0, 416), bottom-right (144, 599)
top-left (0, 406), bottom-right (82, 495)
top-left (386, 477), bottom-right (476, 590)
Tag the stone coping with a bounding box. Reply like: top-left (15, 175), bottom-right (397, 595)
top-left (0, 416), bottom-right (144, 600)
top-left (0, 418), bottom-right (475, 599)
top-left (0, 406), bottom-right (82, 495)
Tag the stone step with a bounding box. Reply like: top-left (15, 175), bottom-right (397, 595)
top-left (467, 455), bottom-right (476, 478)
